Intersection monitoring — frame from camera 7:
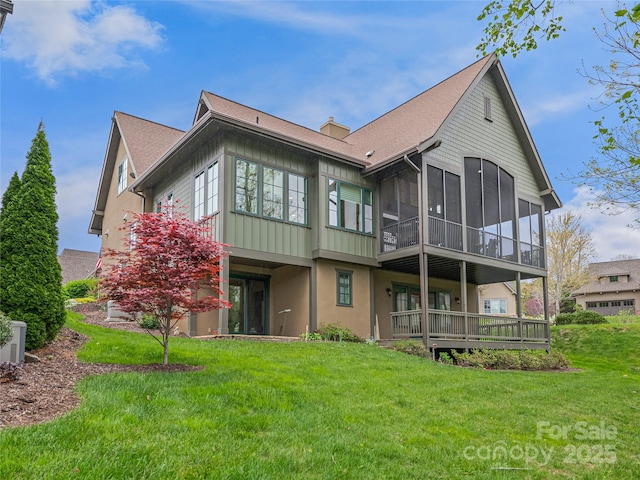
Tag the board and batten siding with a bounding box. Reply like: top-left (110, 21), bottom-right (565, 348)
top-left (427, 74), bottom-right (541, 202)
top-left (223, 134), bottom-right (315, 259)
top-left (318, 160), bottom-right (377, 259)
top-left (151, 138), bottom-right (224, 239)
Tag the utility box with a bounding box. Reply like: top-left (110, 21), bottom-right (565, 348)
top-left (107, 300), bottom-right (134, 321)
top-left (0, 321), bottom-right (27, 363)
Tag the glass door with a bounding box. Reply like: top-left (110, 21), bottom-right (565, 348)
top-left (228, 276), bottom-right (268, 334)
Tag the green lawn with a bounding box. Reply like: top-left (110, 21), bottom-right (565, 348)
top-left (0, 312), bottom-right (638, 479)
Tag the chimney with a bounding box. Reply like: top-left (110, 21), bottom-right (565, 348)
top-left (320, 116), bottom-right (350, 140)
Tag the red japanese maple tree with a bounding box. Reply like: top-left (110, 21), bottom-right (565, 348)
top-left (100, 209), bottom-right (230, 364)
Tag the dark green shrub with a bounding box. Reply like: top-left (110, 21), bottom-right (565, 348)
top-left (560, 298), bottom-right (576, 314)
top-left (554, 313), bottom-right (575, 325)
top-left (63, 279), bottom-right (98, 299)
top-left (139, 314), bottom-right (161, 330)
top-left (573, 310), bottom-right (607, 325)
top-left (0, 312), bottom-right (13, 347)
top-left (317, 323), bottom-right (362, 342)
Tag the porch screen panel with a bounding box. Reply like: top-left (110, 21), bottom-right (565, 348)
top-left (427, 165), bottom-right (444, 218)
top-left (445, 172), bottom-right (461, 224)
top-left (398, 169), bottom-right (418, 221)
top-left (482, 161), bottom-right (499, 236)
top-left (380, 176), bottom-right (398, 227)
top-left (518, 199), bottom-right (532, 244)
top-left (464, 158), bottom-right (483, 228)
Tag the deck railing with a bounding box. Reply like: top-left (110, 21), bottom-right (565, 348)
top-left (390, 309), bottom-right (549, 347)
top-left (381, 217), bottom-right (420, 252)
top-left (427, 217), bottom-right (463, 251)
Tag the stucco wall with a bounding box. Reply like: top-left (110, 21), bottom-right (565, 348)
top-left (316, 259), bottom-right (372, 339)
top-left (270, 265), bottom-right (310, 336)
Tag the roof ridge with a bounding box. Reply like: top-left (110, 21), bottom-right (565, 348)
top-left (201, 91), bottom-right (351, 144)
top-left (114, 111), bottom-right (185, 134)
top-left (345, 54), bottom-right (494, 138)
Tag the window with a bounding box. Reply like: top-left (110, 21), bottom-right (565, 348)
top-left (207, 163), bottom-right (219, 215)
top-left (263, 167), bottom-right (284, 219)
top-left (288, 173), bottom-right (307, 224)
top-left (117, 157), bottom-right (128, 194)
top-left (611, 301), bottom-right (621, 307)
top-left (624, 300), bottom-right (634, 307)
top-left (235, 159), bottom-right (259, 214)
top-left (194, 161), bottom-right (219, 220)
top-left (328, 179), bottom-right (373, 234)
top-left (599, 302), bottom-right (609, 308)
top-left (587, 302), bottom-right (597, 308)
top-left (156, 192), bottom-right (173, 214)
top-left (234, 158), bottom-right (308, 225)
top-left (483, 299), bottom-right (507, 314)
top-left (194, 171), bottom-right (206, 220)
top-left (609, 276), bottom-right (619, 283)
top-left (337, 271), bottom-right (352, 306)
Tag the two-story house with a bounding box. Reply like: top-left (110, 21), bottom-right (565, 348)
top-left (572, 259), bottom-right (640, 315)
top-left (90, 54), bottom-right (561, 350)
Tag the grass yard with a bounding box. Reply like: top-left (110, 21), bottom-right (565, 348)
top-left (0, 313), bottom-right (639, 479)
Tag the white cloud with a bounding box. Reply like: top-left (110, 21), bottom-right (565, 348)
top-left (559, 186), bottom-right (640, 261)
top-left (3, 0), bottom-right (163, 84)
top-left (55, 165), bottom-right (102, 223)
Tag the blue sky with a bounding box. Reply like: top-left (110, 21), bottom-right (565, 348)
top-left (2, 0), bottom-right (639, 261)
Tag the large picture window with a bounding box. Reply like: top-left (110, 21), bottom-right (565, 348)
top-left (234, 158), bottom-right (308, 225)
top-left (328, 179), bottom-right (373, 234)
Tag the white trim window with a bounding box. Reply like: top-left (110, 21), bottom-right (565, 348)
top-left (194, 171), bottom-right (206, 220)
top-left (483, 298), bottom-right (507, 314)
top-left (194, 161), bottom-right (220, 220)
top-left (117, 157), bottom-right (128, 194)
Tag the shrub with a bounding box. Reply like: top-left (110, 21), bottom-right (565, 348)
top-left (316, 323), bottom-right (362, 342)
top-left (391, 339), bottom-right (429, 358)
top-left (554, 313), bottom-right (575, 325)
top-left (0, 312), bottom-right (13, 348)
top-left (452, 348), bottom-right (570, 370)
top-left (438, 351), bottom-right (454, 365)
top-left (573, 310), bottom-right (607, 325)
top-left (300, 331), bottom-right (323, 341)
top-left (63, 279), bottom-right (98, 299)
top-left (139, 314), bottom-right (161, 330)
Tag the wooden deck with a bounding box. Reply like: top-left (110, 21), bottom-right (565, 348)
top-left (390, 309), bottom-right (549, 350)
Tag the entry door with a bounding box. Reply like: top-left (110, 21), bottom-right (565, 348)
top-left (228, 277), bottom-right (268, 334)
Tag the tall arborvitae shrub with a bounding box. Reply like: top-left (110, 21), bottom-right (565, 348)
top-left (0, 123), bottom-right (65, 350)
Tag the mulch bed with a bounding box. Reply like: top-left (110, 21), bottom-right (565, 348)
top-left (0, 307), bottom-right (200, 430)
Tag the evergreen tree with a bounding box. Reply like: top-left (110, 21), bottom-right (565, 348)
top-left (0, 123), bottom-right (65, 349)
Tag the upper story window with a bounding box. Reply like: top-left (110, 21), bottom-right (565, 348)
top-left (234, 158), bottom-right (308, 225)
top-left (328, 179), bottom-right (373, 234)
top-left (117, 157), bottom-right (128, 194)
top-left (609, 276), bottom-right (619, 283)
top-left (288, 173), bottom-right (307, 225)
top-left (465, 158), bottom-right (516, 260)
top-left (263, 167), bottom-right (284, 220)
top-left (194, 161), bottom-right (219, 220)
top-left (484, 96), bottom-right (492, 121)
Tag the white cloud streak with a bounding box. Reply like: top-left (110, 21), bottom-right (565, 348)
top-left (3, 0), bottom-right (163, 84)
top-left (559, 187), bottom-right (640, 261)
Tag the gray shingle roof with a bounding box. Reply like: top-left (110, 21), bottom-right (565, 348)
top-left (572, 259), bottom-right (640, 295)
top-left (58, 249), bottom-right (99, 284)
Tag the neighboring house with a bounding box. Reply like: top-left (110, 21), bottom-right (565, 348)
top-left (89, 54), bottom-right (561, 350)
top-left (478, 282), bottom-right (518, 317)
top-left (572, 259), bottom-right (640, 316)
top-left (58, 249), bottom-right (100, 285)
